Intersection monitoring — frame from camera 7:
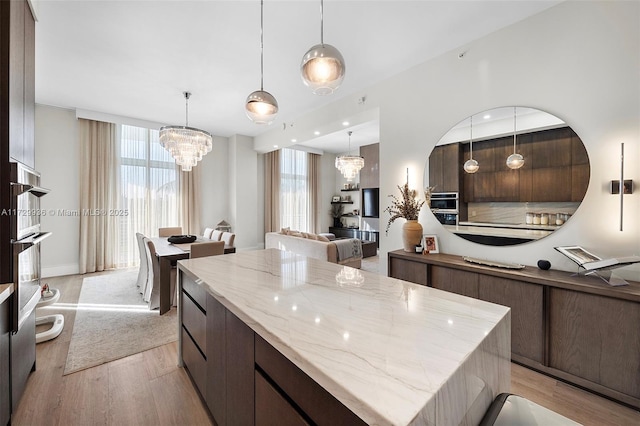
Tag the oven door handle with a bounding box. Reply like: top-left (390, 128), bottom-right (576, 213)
top-left (10, 182), bottom-right (50, 197)
top-left (12, 232), bottom-right (53, 254)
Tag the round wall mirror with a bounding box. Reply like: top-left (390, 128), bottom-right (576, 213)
top-left (424, 106), bottom-right (589, 246)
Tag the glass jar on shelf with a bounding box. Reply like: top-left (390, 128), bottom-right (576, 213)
top-left (525, 212), bottom-right (534, 225)
top-left (533, 213), bottom-right (541, 225)
top-left (540, 213), bottom-right (549, 225)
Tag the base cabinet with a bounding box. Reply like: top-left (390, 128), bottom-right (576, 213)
top-left (180, 272), bottom-right (366, 425)
top-left (387, 250), bottom-right (640, 410)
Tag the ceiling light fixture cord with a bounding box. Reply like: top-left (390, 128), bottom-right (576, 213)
top-left (470, 116), bottom-right (473, 157)
top-left (320, 0), bottom-right (324, 45)
top-left (348, 130), bottom-right (352, 154)
top-left (260, 0), bottom-right (264, 90)
top-left (513, 106), bottom-right (516, 154)
top-left (184, 91), bottom-right (190, 126)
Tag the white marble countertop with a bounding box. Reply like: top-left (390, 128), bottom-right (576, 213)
top-left (446, 223), bottom-right (553, 240)
top-left (178, 249), bottom-right (511, 425)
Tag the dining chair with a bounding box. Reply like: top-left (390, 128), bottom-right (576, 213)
top-left (158, 226), bottom-right (182, 237)
top-left (135, 232), bottom-right (148, 293)
top-left (210, 229), bottom-right (223, 241)
top-left (203, 227), bottom-right (214, 239)
top-left (143, 237), bottom-right (176, 310)
top-left (221, 232), bottom-right (235, 247)
top-left (190, 241), bottom-right (225, 258)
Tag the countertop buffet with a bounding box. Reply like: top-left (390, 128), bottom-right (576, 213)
top-left (177, 249), bottom-right (511, 425)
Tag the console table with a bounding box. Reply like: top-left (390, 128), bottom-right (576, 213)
top-left (387, 250), bottom-right (640, 410)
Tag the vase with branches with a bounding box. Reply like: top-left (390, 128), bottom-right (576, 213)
top-left (330, 203), bottom-right (344, 228)
top-left (384, 183), bottom-right (426, 251)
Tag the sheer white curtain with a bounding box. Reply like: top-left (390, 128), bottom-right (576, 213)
top-left (280, 148), bottom-right (316, 232)
top-left (117, 125), bottom-right (179, 267)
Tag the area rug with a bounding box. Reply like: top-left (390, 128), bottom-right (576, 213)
top-left (64, 270), bottom-right (177, 375)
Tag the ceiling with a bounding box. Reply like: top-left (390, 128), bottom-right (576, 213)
top-left (33, 0), bottom-right (562, 153)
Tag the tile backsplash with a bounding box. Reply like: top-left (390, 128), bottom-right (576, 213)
top-left (467, 202), bottom-right (580, 225)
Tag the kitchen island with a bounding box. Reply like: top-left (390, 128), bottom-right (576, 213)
top-left (177, 249), bottom-right (510, 425)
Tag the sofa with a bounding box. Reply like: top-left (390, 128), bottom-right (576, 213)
top-left (265, 231), bottom-right (362, 269)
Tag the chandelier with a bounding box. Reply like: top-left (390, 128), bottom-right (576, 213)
top-left (335, 131), bottom-right (364, 181)
top-left (159, 92), bottom-right (212, 171)
top-left (300, 0), bottom-right (345, 95)
top-left (245, 0), bottom-right (278, 124)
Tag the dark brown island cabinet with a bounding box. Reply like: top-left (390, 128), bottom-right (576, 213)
top-left (179, 271), bottom-right (367, 426)
top-left (387, 250), bottom-right (640, 411)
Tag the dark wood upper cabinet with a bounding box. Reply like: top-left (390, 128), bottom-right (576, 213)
top-left (358, 143), bottom-right (379, 189)
top-left (429, 143), bottom-right (462, 193)
top-left (444, 126), bottom-right (589, 203)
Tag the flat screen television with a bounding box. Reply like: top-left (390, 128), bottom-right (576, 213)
top-left (362, 187), bottom-right (379, 218)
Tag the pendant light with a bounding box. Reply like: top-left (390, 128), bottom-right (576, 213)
top-left (463, 115), bottom-right (479, 174)
top-left (335, 131), bottom-right (364, 181)
top-left (245, 0), bottom-right (278, 125)
top-left (159, 92), bottom-right (212, 172)
top-left (506, 106), bottom-right (525, 169)
top-left (300, 0), bottom-right (345, 95)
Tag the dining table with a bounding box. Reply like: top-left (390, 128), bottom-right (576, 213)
top-left (150, 237), bottom-right (236, 315)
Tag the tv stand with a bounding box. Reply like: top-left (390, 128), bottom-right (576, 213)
top-left (329, 227), bottom-right (379, 248)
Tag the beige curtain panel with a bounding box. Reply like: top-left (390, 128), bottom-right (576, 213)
top-left (264, 150), bottom-right (280, 233)
top-left (178, 165), bottom-right (202, 235)
top-left (307, 152), bottom-right (320, 234)
top-left (78, 118), bottom-right (118, 274)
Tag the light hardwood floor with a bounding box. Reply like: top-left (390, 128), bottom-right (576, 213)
top-left (11, 271), bottom-right (640, 425)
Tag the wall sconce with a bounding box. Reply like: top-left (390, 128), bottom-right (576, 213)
top-left (609, 143), bottom-right (635, 231)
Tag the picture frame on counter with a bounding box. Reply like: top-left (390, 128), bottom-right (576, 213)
top-left (332, 196), bottom-right (341, 202)
top-left (423, 235), bottom-right (439, 254)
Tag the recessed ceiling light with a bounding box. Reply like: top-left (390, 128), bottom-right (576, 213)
top-left (342, 121), bottom-right (349, 126)
top-left (273, 144), bottom-right (278, 148)
top-left (314, 131), bottom-right (320, 136)
top-left (291, 138), bottom-right (297, 143)
top-left (483, 114), bottom-right (491, 119)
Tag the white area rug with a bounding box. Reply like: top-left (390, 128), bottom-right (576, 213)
top-left (64, 270), bottom-right (177, 375)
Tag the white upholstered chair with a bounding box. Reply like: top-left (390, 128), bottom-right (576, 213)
top-left (221, 232), bottom-right (235, 247)
top-left (190, 241), bottom-right (225, 258)
top-left (158, 227), bottom-right (182, 237)
top-left (135, 232), bottom-right (148, 294)
top-left (203, 227), bottom-right (214, 239)
top-left (210, 230), bottom-right (223, 241)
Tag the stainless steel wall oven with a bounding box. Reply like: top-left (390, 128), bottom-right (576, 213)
top-left (9, 161), bottom-right (51, 333)
top-left (430, 192), bottom-right (459, 225)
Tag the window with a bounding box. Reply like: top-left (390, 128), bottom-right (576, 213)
top-left (117, 125), bottom-right (179, 267)
top-left (280, 148), bottom-right (310, 232)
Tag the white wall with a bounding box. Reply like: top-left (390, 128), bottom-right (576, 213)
top-left (35, 105), bottom-right (80, 277)
top-left (255, 1), bottom-right (640, 279)
top-left (199, 135), bottom-right (230, 233)
top-left (228, 135), bottom-right (260, 250)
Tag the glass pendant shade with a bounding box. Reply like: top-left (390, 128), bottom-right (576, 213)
top-left (464, 116), bottom-right (479, 174)
top-left (246, 0), bottom-right (278, 124)
top-left (245, 90), bottom-right (278, 125)
top-left (159, 92), bottom-right (212, 172)
top-left (335, 131), bottom-right (364, 181)
top-left (506, 107), bottom-right (524, 169)
top-left (506, 153), bottom-right (525, 169)
top-left (464, 158), bottom-right (479, 174)
top-left (301, 43), bottom-right (345, 95)
top-left (301, 0), bottom-right (345, 95)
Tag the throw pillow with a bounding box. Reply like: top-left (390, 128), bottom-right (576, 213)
top-left (317, 235), bottom-right (330, 242)
top-left (280, 227), bottom-right (290, 235)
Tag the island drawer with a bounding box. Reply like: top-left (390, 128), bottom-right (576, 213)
top-left (182, 292), bottom-right (206, 352)
top-left (255, 335), bottom-right (366, 426)
top-left (182, 328), bottom-right (206, 397)
top-left (182, 273), bottom-right (207, 310)
top-left (255, 370), bottom-right (309, 426)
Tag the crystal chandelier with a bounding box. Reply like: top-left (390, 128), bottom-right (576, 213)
top-left (506, 106), bottom-right (525, 169)
top-left (335, 131), bottom-right (364, 181)
top-left (245, 0), bottom-right (278, 124)
top-left (159, 92), bottom-right (212, 172)
top-left (301, 0), bottom-right (345, 95)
